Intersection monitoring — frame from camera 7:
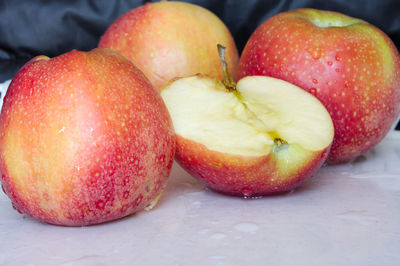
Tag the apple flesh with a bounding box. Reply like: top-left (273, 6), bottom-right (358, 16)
top-left (98, 1), bottom-right (239, 92)
top-left (160, 74), bottom-right (334, 197)
top-left (238, 8), bottom-right (400, 164)
top-left (0, 48), bottom-right (175, 226)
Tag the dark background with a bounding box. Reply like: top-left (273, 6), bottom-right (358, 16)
top-left (0, 0), bottom-right (399, 129)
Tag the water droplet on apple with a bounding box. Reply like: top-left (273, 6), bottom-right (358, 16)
top-left (312, 78), bottom-right (318, 84)
top-left (307, 47), bottom-right (321, 60)
top-left (327, 61), bottom-right (333, 66)
top-left (312, 53), bottom-right (321, 60)
top-left (12, 202), bottom-right (24, 214)
top-left (144, 193), bottom-right (159, 211)
top-left (335, 55), bottom-right (341, 61)
top-left (310, 88), bottom-right (317, 95)
top-left (241, 188), bottom-right (253, 197)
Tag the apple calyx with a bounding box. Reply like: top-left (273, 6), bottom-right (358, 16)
top-left (273, 138), bottom-right (288, 153)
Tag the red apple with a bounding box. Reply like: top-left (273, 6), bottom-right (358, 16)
top-left (238, 8), bottom-right (400, 164)
top-left (0, 48), bottom-right (175, 226)
top-left (98, 1), bottom-right (239, 91)
top-left (160, 46), bottom-right (334, 197)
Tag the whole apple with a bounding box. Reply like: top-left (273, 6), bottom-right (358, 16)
top-left (0, 48), bottom-right (175, 226)
top-left (98, 1), bottom-right (239, 91)
top-left (238, 8), bottom-right (400, 164)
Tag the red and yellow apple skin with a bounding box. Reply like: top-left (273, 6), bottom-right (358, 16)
top-left (0, 48), bottom-right (175, 226)
top-left (98, 1), bottom-right (239, 91)
top-left (238, 8), bottom-right (400, 164)
top-left (175, 136), bottom-right (330, 197)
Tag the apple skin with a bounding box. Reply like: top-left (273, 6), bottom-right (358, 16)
top-left (175, 135), bottom-right (330, 197)
top-left (0, 48), bottom-right (175, 226)
top-left (238, 8), bottom-right (400, 164)
top-left (98, 1), bottom-right (239, 91)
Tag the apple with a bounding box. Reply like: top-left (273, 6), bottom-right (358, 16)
top-left (98, 1), bottom-right (239, 92)
top-left (0, 48), bottom-right (175, 226)
top-left (160, 45), bottom-right (334, 197)
top-left (238, 8), bottom-right (400, 164)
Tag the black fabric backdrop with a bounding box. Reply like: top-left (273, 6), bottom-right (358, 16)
top-left (0, 0), bottom-right (399, 129)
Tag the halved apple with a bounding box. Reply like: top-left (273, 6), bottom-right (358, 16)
top-left (161, 47), bottom-right (334, 197)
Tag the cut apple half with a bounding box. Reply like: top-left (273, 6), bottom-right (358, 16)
top-left (161, 74), bottom-right (334, 196)
top-left (160, 46), bottom-right (334, 197)
top-left (162, 75), bottom-right (333, 156)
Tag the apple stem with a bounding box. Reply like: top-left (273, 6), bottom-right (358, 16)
top-left (217, 44), bottom-right (236, 91)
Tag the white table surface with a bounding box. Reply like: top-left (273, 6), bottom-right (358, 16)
top-left (0, 80), bottom-right (399, 266)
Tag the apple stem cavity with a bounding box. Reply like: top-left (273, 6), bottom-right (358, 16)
top-left (217, 44), bottom-right (236, 91)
